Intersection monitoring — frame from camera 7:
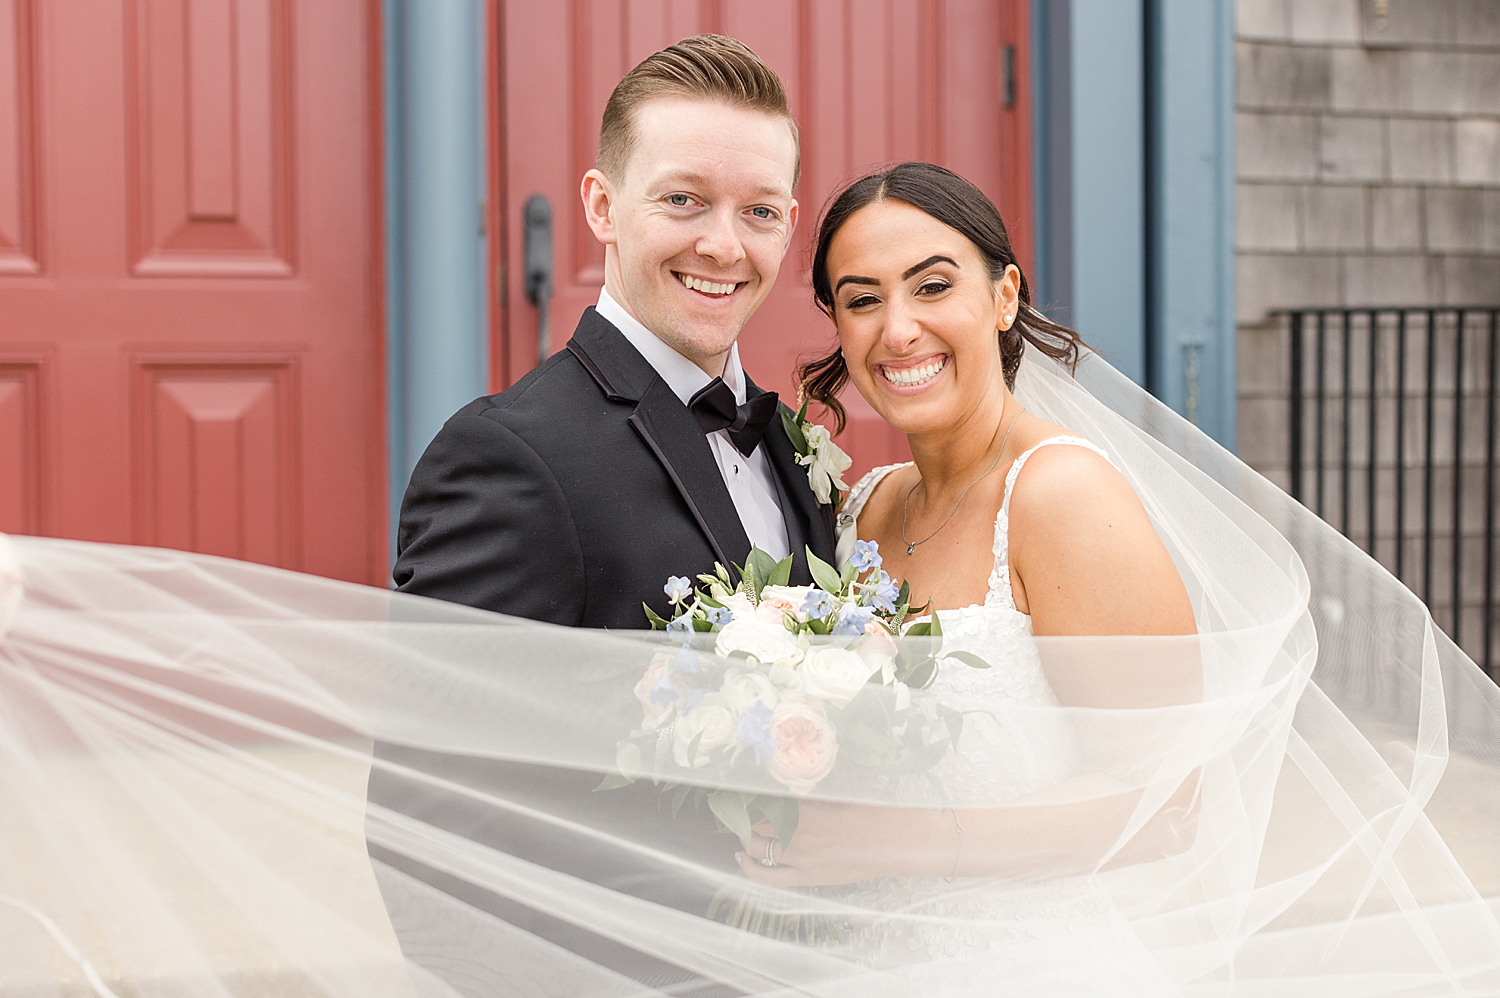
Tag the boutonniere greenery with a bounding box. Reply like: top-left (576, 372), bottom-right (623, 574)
top-left (780, 386), bottom-right (852, 506)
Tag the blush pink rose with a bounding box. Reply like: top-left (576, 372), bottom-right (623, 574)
top-left (755, 585), bottom-right (814, 628)
top-left (633, 651), bottom-right (675, 723)
top-left (857, 623), bottom-right (899, 676)
top-left (765, 701), bottom-right (838, 794)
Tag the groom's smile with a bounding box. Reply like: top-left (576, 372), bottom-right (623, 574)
top-left (673, 271), bottom-right (745, 298)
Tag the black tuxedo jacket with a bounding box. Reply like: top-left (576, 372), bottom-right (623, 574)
top-left (376, 309), bottom-right (838, 992)
top-left (393, 307), bottom-right (837, 626)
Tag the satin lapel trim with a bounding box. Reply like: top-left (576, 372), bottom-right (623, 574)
top-left (628, 378), bottom-right (752, 571)
top-left (759, 413), bottom-right (838, 570)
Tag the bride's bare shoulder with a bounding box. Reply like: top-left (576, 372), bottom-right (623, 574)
top-left (1006, 428), bottom-right (1134, 519)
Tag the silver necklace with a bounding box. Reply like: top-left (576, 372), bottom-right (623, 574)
top-left (901, 407), bottom-right (1024, 555)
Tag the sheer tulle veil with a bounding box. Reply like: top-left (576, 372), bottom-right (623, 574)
top-left (2, 345), bottom-right (1498, 996)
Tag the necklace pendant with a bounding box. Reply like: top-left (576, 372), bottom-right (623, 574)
top-left (907, 543), bottom-right (916, 555)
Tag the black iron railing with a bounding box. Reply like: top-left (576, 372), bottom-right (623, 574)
top-left (1281, 306), bottom-right (1500, 677)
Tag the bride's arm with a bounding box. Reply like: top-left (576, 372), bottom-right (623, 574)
top-left (739, 446), bottom-right (1202, 887)
top-left (737, 771), bottom-right (1199, 886)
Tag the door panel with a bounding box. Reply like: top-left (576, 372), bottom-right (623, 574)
top-left (498, 0), bottom-right (1032, 478)
top-left (0, 0), bottom-right (384, 583)
top-left (127, 0), bottom-right (297, 275)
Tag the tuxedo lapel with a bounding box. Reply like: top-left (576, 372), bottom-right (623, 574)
top-left (628, 381), bottom-right (752, 571)
top-left (568, 309), bottom-right (752, 572)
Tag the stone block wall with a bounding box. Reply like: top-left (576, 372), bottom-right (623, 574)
top-left (1234, 0), bottom-right (1500, 666)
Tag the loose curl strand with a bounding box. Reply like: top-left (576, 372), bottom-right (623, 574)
top-left (798, 162), bottom-right (1088, 433)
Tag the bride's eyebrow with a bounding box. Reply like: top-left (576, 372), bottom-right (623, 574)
top-left (835, 274), bottom-right (879, 292)
top-left (833, 254), bottom-right (958, 293)
top-left (902, 255), bottom-right (958, 279)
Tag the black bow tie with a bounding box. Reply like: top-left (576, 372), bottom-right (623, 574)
top-left (688, 378), bottom-right (780, 457)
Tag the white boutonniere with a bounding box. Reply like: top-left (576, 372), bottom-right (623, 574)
top-left (780, 387), bottom-right (851, 506)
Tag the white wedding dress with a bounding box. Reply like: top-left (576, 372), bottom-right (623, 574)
top-left (828, 438), bottom-right (1173, 989)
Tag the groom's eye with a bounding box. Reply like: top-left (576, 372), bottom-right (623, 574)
top-left (749, 206), bottom-right (777, 220)
top-left (665, 194), bottom-right (693, 207)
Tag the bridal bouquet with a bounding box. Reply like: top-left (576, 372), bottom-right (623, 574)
top-left (601, 542), bottom-right (988, 850)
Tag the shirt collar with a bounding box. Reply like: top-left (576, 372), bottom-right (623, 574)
top-left (596, 286), bottom-right (746, 407)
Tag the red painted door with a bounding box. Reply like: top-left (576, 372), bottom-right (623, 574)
top-left (0, 0), bottom-right (386, 584)
top-left (493, 0), bottom-right (1032, 479)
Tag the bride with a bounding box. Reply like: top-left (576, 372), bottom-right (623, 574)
top-left (736, 163), bottom-right (1197, 892)
top-left (4, 164), bottom-right (1500, 997)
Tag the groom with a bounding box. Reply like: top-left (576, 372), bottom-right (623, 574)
top-left (393, 35), bottom-right (835, 624)
top-left (377, 35), bottom-right (835, 991)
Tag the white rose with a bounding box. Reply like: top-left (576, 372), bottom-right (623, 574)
top-left (719, 667), bottom-right (780, 714)
top-left (672, 700), bottom-right (737, 768)
top-left (714, 592), bottom-right (756, 623)
top-left (714, 618), bottom-right (805, 669)
top-left (799, 646), bottom-right (880, 707)
top-left (798, 423), bottom-right (852, 504)
top-left (756, 585), bottom-right (815, 627)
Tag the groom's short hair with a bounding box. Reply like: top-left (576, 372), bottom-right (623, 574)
top-left (598, 34), bottom-right (800, 186)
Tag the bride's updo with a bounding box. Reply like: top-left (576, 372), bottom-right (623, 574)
top-left (799, 162), bottom-right (1086, 431)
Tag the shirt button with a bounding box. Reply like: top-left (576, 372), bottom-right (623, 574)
top-left (734, 464), bottom-right (740, 474)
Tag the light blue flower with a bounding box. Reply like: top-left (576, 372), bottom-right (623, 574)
top-left (833, 604), bottom-right (876, 636)
top-left (649, 676), bottom-right (680, 706)
top-left (736, 701), bottom-right (778, 764)
top-left (800, 590), bottom-right (835, 619)
top-left (850, 539), bottom-right (882, 573)
top-left (870, 578), bottom-right (900, 613)
top-left (673, 647), bottom-right (701, 673)
top-left (707, 606), bottom-right (733, 626)
top-left (666, 614), bottom-right (693, 635)
top-left (664, 576), bottom-right (693, 604)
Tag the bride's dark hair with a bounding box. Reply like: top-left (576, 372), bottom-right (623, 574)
top-left (799, 161), bottom-right (1087, 432)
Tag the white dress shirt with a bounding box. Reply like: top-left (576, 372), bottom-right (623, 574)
top-left (595, 287), bottom-right (791, 560)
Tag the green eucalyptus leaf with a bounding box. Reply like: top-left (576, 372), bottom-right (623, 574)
top-left (943, 650), bottom-right (991, 670)
top-left (906, 657), bottom-right (938, 690)
top-left (756, 795), bottom-right (800, 848)
top-left (593, 772), bottom-right (634, 792)
top-left (708, 790), bottom-right (754, 844)
top-left (670, 784), bottom-right (692, 819)
top-left (643, 603), bottom-right (670, 629)
top-left (692, 617), bottom-right (714, 632)
top-left (780, 406), bottom-right (810, 454)
top-left (746, 548), bottom-right (780, 592)
top-left (769, 554), bottom-right (794, 588)
top-left (840, 561), bottom-right (857, 588)
top-left (806, 548), bottom-right (843, 595)
top-left (905, 621), bottom-right (932, 637)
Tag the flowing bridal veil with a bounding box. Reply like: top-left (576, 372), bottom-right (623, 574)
top-left (2, 345), bottom-right (1499, 997)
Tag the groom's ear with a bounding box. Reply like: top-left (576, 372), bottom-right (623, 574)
top-left (580, 169), bottom-right (618, 246)
top-left (779, 200), bottom-right (800, 260)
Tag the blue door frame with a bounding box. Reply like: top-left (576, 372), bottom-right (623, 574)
top-left (1031, 0), bottom-right (1236, 450)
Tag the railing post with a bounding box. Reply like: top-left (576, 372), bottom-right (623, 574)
top-left (1289, 312), bottom-right (1303, 502)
